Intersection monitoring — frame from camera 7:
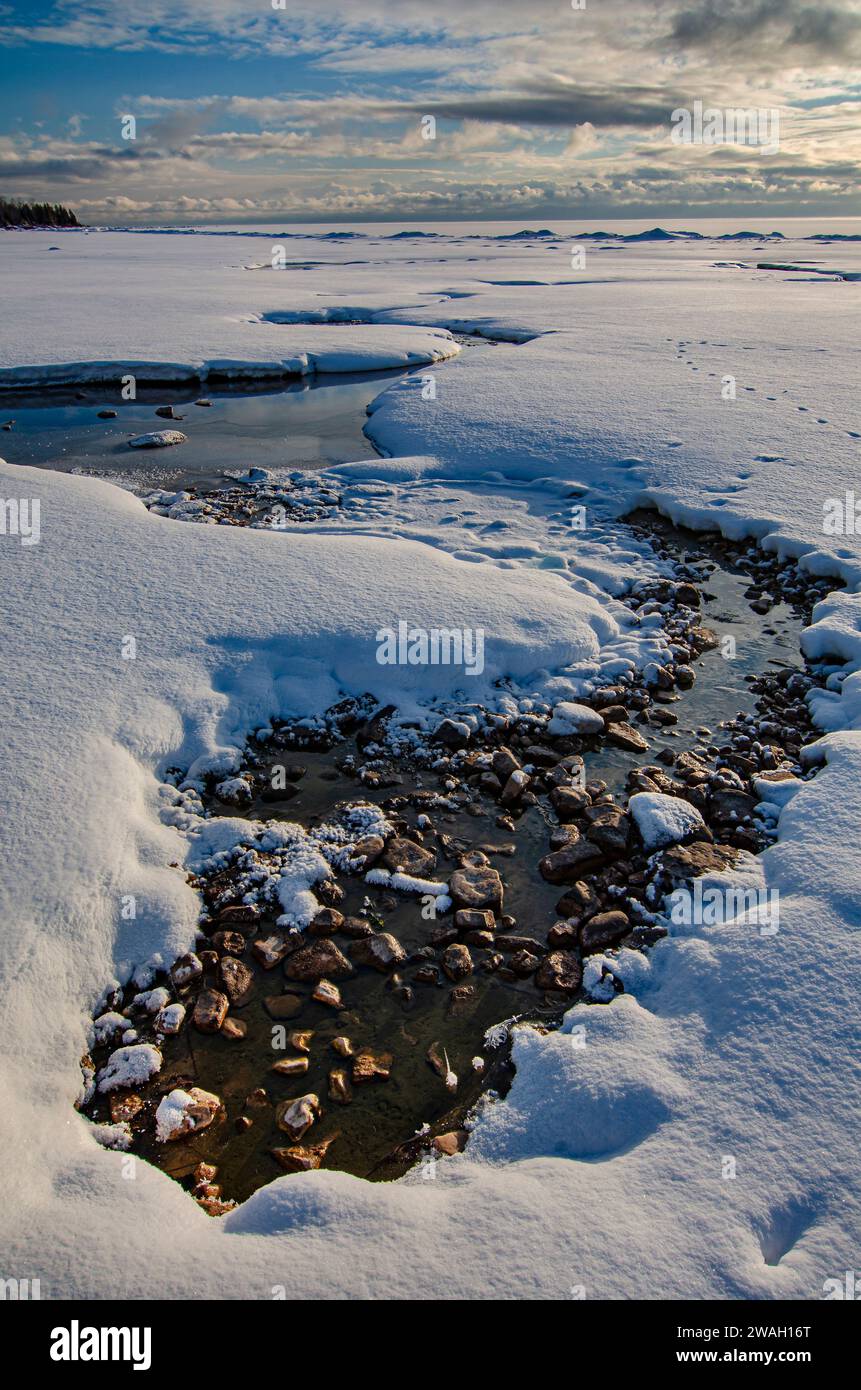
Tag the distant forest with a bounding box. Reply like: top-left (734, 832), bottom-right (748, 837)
top-left (0, 198), bottom-right (80, 227)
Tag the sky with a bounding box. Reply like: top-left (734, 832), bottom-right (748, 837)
top-left (0, 0), bottom-right (859, 224)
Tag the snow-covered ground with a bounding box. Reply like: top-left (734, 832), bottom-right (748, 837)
top-left (0, 223), bottom-right (859, 1299)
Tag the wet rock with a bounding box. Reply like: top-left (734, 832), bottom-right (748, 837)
top-left (352, 1049), bottom-right (393, 1084)
top-left (332, 1036), bottom-right (354, 1057)
top-left (465, 930), bottom-right (495, 949)
top-left (155, 1087), bottom-right (222, 1142)
top-left (271, 1056), bottom-right (309, 1076)
top-left (454, 908), bottom-right (495, 933)
top-left (288, 1030), bottom-right (313, 1053)
top-left (352, 834), bottom-right (385, 867)
top-left (430, 924), bottom-right (458, 947)
top-left (234, 1115), bottom-right (253, 1133)
top-left (675, 665), bottom-right (696, 689)
top-left (128, 429), bottom-right (186, 449)
top-left (155, 404), bottom-right (181, 419)
top-left (211, 930), bottom-right (246, 957)
top-left (413, 964), bottom-right (442, 985)
top-left (285, 939), bottom-right (352, 982)
top-left (263, 993), bottom-right (303, 1020)
top-left (218, 957), bottom-right (254, 1006)
top-left (674, 582), bottom-right (700, 608)
top-left (550, 787), bottom-right (591, 821)
top-left (382, 835), bottom-right (436, 876)
top-left (433, 718), bottom-right (471, 749)
top-left (586, 808), bottom-right (632, 855)
top-left (328, 1069), bottom-right (353, 1104)
top-left (539, 839), bottom-right (606, 884)
top-left (509, 949), bottom-right (541, 977)
top-left (605, 722), bottom-right (649, 752)
top-left (193, 988), bottom-right (229, 1034)
top-left (500, 769), bottom-right (530, 806)
top-left (659, 841), bottom-right (738, 885)
top-left (535, 951), bottom-right (583, 993)
top-left (491, 747), bottom-right (521, 781)
top-left (308, 907), bottom-right (345, 936)
top-left (580, 911), bottom-right (631, 954)
top-left (547, 921), bottom-right (579, 948)
top-left (109, 1092), bottom-right (143, 1124)
top-left (496, 934), bottom-right (545, 954)
top-left (449, 864), bottom-right (503, 911)
top-left (689, 625), bottom-right (719, 652)
top-left (170, 952), bottom-right (203, 988)
top-left (217, 903), bottom-right (260, 927)
top-left (710, 788), bottom-right (757, 821)
top-left (252, 933), bottom-right (293, 969)
top-left (312, 979), bottom-right (343, 1008)
top-left (271, 1138), bottom-right (336, 1172)
top-left (433, 1130), bottom-right (468, 1156)
top-left (349, 932), bottom-right (407, 972)
top-left (97, 408), bottom-right (118, 419)
top-left (276, 1093), bottom-right (320, 1141)
top-left (340, 915), bottom-right (375, 938)
top-left (442, 942), bottom-right (474, 981)
top-left (447, 984), bottom-right (477, 1017)
top-left (220, 1016), bottom-right (247, 1040)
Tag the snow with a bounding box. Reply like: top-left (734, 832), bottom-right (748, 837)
top-left (97, 1044), bottom-right (163, 1093)
top-left (546, 701), bottom-right (605, 736)
top-left (1, 223), bottom-right (860, 1300)
top-left (628, 792), bottom-right (707, 850)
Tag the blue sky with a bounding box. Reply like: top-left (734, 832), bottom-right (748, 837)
top-left (1, 0), bottom-right (860, 223)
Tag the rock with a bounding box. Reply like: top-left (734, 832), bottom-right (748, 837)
top-left (442, 942), bottom-right (474, 981)
top-left (352, 1049), bottom-right (393, 1084)
top-left (675, 665), bottom-right (696, 689)
top-left (252, 933), bottom-right (293, 969)
top-left (427, 1041), bottom-right (447, 1077)
top-left (449, 864), bottom-right (503, 910)
top-left (447, 984), bottom-right (477, 1017)
top-left (491, 747), bottom-right (521, 781)
top-left (547, 702), bottom-right (605, 736)
top-left (586, 808), bottom-right (632, 855)
top-left (328, 1069), bottom-right (353, 1103)
top-left (547, 921), bottom-right (579, 948)
top-left (271, 1056), bottom-right (309, 1076)
top-left (285, 939), bottom-right (352, 982)
top-left (674, 582), bottom-right (700, 607)
top-left (97, 408), bottom-right (118, 419)
top-left (580, 911), bottom-right (631, 954)
top-left (288, 1030), bottom-right (313, 1053)
top-left (349, 932), bottom-right (407, 972)
top-left (509, 949), bottom-right (541, 977)
top-left (128, 429), bottom-right (187, 449)
top-left (455, 908), bottom-right (495, 933)
top-left (500, 769), bottom-right (530, 806)
top-left (629, 792), bottom-right (707, 850)
top-left (432, 1130), bottom-right (468, 1156)
top-left (263, 993), bottom-right (303, 1020)
top-left (465, 929), bottom-right (495, 949)
top-left (605, 722), bottom-right (649, 752)
top-left (689, 625), bottom-right (719, 652)
top-left (271, 1138), bottom-right (336, 1172)
top-left (193, 988), bottom-right (229, 1033)
top-left (155, 404), bottom-right (180, 419)
top-left (710, 788), bottom-right (757, 821)
top-left (276, 1093), bottom-right (320, 1141)
top-left (308, 908), bottom-right (345, 936)
top-left (433, 718), bottom-right (471, 749)
top-left (496, 933), bottom-right (545, 954)
top-left (170, 952), bottom-right (203, 988)
top-left (155, 1087), bottom-right (222, 1142)
top-left (351, 834), bottom-right (385, 867)
top-left (154, 1003), bottom-right (185, 1035)
top-left (312, 979), bottom-right (343, 1008)
top-left (220, 1016), bottom-right (247, 1040)
top-left (340, 915), bottom-right (375, 938)
top-left (217, 903), bottom-right (260, 927)
top-left (211, 930), bottom-right (246, 957)
top-left (550, 787), bottom-right (591, 822)
top-left (430, 924), bottom-right (458, 947)
top-left (539, 839), bottom-right (606, 884)
top-left (235, 1115), bottom-right (253, 1133)
top-left (381, 836), bottom-right (436, 876)
top-left (659, 841), bottom-right (739, 884)
top-left (535, 950), bottom-right (583, 993)
top-left (413, 964), bottom-right (441, 985)
top-left (332, 1036), bottom-right (354, 1057)
top-left (109, 1092), bottom-right (143, 1124)
top-left (218, 956), bottom-right (254, 1006)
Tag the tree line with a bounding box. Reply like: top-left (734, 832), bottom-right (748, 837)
top-left (0, 198), bottom-right (80, 227)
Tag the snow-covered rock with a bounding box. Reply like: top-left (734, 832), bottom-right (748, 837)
top-left (97, 1044), bottom-right (162, 1093)
top-left (628, 792), bottom-right (706, 850)
top-left (547, 702), bottom-right (605, 736)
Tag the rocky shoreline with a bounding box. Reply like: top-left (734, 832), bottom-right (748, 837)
top-left (77, 517), bottom-right (836, 1211)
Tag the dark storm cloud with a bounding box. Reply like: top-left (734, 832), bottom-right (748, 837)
top-left (669, 0), bottom-right (861, 59)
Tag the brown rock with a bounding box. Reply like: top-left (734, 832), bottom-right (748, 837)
top-left (285, 939), bottom-right (352, 982)
top-left (252, 933), bottom-right (293, 969)
top-left (312, 979), bottom-right (343, 1008)
top-left (509, 949), bottom-right (540, 977)
top-left (550, 787), bottom-right (591, 821)
top-left (219, 956), bottom-right (254, 1006)
top-left (455, 908), bottom-right (495, 933)
top-left (605, 722), bottom-right (649, 752)
top-left (432, 1130), bottom-right (468, 1156)
top-left (109, 1092), bottom-right (143, 1124)
top-left (220, 1017), bottom-right (247, 1040)
top-left (170, 952), bottom-right (203, 988)
top-left (547, 921), bottom-right (579, 948)
top-left (271, 1138), bottom-right (336, 1172)
top-left (308, 908), bottom-right (345, 936)
top-left (351, 834), bottom-right (385, 867)
top-left (659, 841), bottom-right (738, 884)
top-left (442, 942), bottom-right (474, 981)
top-left (288, 1030), bottom-right (313, 1053)
top-left (352, 1049), bottom-right (393, 1084)
top-left (349, 932), bottom-right (407, 972)
top-left (211, 930), bottom-right (246, 957)
top-left (217, 904), bottom-right (260, 927)
top-left (449, 864), bottom-right (503, 911)
top-left (580, 911), bottom-right (631, 954)
top-left (535, 950), bottom-right (583, 993)
top-left (382, 835), bottom-right (436, 876)
top-left (491, 747), bottom-right (520, 781)
top-left (555, 880), bottom-right (601, 918)
top-left (193, 988), bottom-right (229, 1033)
top-left (263, 993), bottom-right (303, 1020)
top-left (340, 915), bottom-right (375, 938)
top-left (332, 1036), bottom-right (354, 1058)
top-left (328, 1068), bottom-right (353, 1104)
top-left (539, 839), bottom-right (606, 884)
top-left (275, 1093), bottom-right (320, 1141)
top-left (271, 1056), bottom-right (309, 1076)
